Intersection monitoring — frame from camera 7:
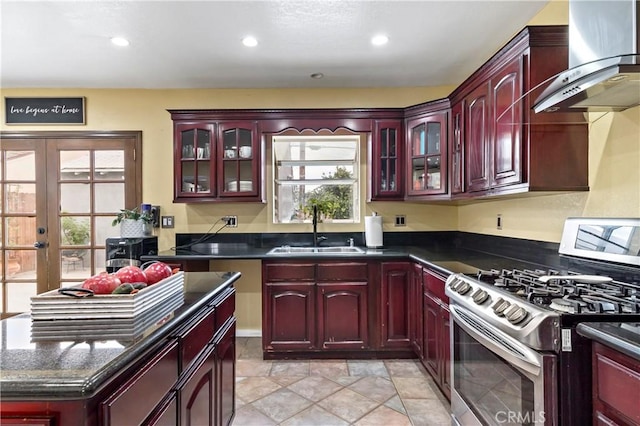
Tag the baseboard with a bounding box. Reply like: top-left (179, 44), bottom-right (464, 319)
top-left (237, 329), bottom-right (262, 337)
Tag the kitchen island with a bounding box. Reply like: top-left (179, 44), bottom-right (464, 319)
top-left (0, 271), bottom-right (240, 426)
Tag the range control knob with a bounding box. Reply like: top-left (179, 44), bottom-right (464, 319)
top-left (492, 298), bottom-right (511, 316)
top-left (456, 281), bottom-right (472, 295)
top-left (505, 305), bottom-right (529, 324)
top-left (471, 289), bottom-right (490, 304)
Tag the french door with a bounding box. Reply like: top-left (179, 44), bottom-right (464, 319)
top-left (0, 132), bottom-right (142, 318)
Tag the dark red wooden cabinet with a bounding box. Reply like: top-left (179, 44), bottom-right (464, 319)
top-left (370, 119), bottom-right (404, 200)
top-left (172, 118), bottom-right (261, 203)
top-left (380, 261), bottom-right (412, 349)
top-left (410, 263), bottom-right (425, 358)
top-left (452, 25), bottom-right (588, 199)
top-left (406, 111), bottom-right (449, 198)
top-left (592, 342), bottom-right (640, 426)
top-left (263, 260), bottom-right (371, 355)
top-left (450, 101), bottom-right (465, 195)
top-left (421, 268), bottom-right (451, 400)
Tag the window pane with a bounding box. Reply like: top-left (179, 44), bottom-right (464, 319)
top-left (94, 151), bottom-right (124, 181)
top-left (60, 151), bottom-right (90, 181)
top-left (5, 184), bottom-right (36, 213)
top-left (60, 216), bottom-right (91, 247)
top-left (6, 151), bottom-right (35, 180)
top-left (273, 135), bottom-right (359, 224)
top-left (96, 216), bottom-right (120, 244)
top-left (60, 183), bottom-right (90, 213)
top-left (61, 251), bottom-right (90, 279)
top-left (6, 217), bottom-right (35, 247)
top-left (94, 248), bottom-right (107, 273)
top-left (94, 183), bottom-right (124, 213)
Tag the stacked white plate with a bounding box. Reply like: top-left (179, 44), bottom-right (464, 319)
top-left (30, 273), bottom-right (185, 341)
top-left (226, 180), bottom-right (253, 191)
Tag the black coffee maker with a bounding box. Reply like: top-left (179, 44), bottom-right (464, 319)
top-left (105, 236), bottom-right (158, 272)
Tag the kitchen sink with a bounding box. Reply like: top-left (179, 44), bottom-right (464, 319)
top-left (267, 246), bottom-right (365, 255)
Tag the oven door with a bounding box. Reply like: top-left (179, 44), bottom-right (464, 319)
top-left (450, 304), bottom-right (558, 426)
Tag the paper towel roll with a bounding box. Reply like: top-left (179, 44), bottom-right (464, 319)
top-left (365, 215), bottom-right (383, 248)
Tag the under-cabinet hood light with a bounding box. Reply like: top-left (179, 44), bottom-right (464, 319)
top-left (371, 35), bottom-right (389, 46)
top-left (242, 36), bottom-right (258, 47)
top-left (110, 37), bottom-right (130, 47)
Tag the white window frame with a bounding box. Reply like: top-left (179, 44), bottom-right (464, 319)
top-left (272, 135), bottom-right (360, 224)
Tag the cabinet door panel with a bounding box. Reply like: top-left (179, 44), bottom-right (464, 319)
top-left (465, 84), bottom-right (490, 192)
top-left (440, 304), bottom-right (451, 400)
top-left (264, 284), bottom-right (316, 350)
top-left (410, 263), bottom-right (424, 357)
top-left (175, 123), bottom-right (216, 200)
top-left (317, 262), bottom-right (368, 282)
top-left (492, 58), bottom-right (523, 188)
top-left (407, 113), bottom-right (448, 196)
top-left (371, 120), bottom-right (404, 200)
top-left (102, 340), bottom-right (179, 426)
top-left (263, 263), bottom-right (315, 282)
top-left (450, 101), bottom-right (465, 195)
top-left (317, 283), bottom-right (368, 349)
top-left (380, 262), bottom-right (411, 348)
top-left (215, 322), bottom-right (236, 426)
top-left (217, 121), bottom-right (259, 198)
top-left (422, 292), bottom-right (440, 378)
top-left (180, 347), bottom-right (216, 426)
top-left (179, 307), bottom-right (215, 372)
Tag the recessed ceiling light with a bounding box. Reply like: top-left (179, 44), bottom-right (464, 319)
top-left (310, 73), bottom-right (324, 79)
top-left (371, 35), bottom-right (389, 46)
top-left (110, 37), bottom-right (130, 47)
top-left (242, 36), bottom-right (258, 47)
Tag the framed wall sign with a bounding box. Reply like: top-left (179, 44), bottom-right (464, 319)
top-left (5, 97), bottom-right (86, 125)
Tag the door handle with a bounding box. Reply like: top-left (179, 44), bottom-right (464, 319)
top-left (33, 241), bottom-right (48, 249)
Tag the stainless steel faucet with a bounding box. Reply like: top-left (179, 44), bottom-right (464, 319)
top-left (312, 205), bottom-right (327, 247)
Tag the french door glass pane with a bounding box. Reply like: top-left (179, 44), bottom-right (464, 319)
top-left (5, 183), bottom-right (36, 214)
top-left (95, 216), bottom-right (120, 244)
top-left (6, 151), bottom-right (35, 180)
top-left (60, 183), bottom-right (91, 213)
top-left (94, 151), bottom-right (124, 181)
top-left (60, 151), bottom-right (90, 181)
top-left (6, 217), bottom-right (36, 247)
top-left (94, 182), bottom-right (124, 212)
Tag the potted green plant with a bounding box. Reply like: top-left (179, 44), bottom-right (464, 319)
top-left (112, 208), bottom-right (152, 238)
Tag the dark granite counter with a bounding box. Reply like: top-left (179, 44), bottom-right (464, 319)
top-left (144, 243), bottom-right (550, 277)
top-left (0, 271), bottom-right (240, 400)
top-left (577, 322), bottom-right (640, 362)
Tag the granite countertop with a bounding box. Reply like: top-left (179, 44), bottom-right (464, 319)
top-left (577, 322), bottom-right (640, 361)
top-left (0, 271), bottom-right (240, 400)
top-left (144, 244), bottom-right (549, 276)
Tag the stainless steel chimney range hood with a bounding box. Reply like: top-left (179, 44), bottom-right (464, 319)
top-left (534, 0), bottom-right (640, 113)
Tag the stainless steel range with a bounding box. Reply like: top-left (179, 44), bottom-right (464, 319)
top-left (446, 218), bottom-right (640, 426)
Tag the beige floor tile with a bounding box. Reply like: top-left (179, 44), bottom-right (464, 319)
top-left (347, 360), bottom-right (389, 377)
top-left (269, 375), bottom-right (306, 387)
top-left (384, 395), bottom-right (407, 414)
top-left (328, 375), bottom-right (362, 386)
top-left (392, 376), bottom-right (439, 399)
top-left (309, 360), bottom-right (349, 377)
top-left (287, 376), bottom-right (344, 402)
top-left (232, 404), bottom-right (277, 426)
top-left (403, 398), bottom-right (452, 426)
top-left (317, 388), bottom-right (381, 423)
top-left (348, 376), bottom-right (398, 403)
top-left (279, 404), bottom-right (350, 426)
top-left (384, 359), bottom-right (426, 377)
top-left (251, 388), bottom-right (313, 423)
top-left (237, 359), bottom-right (272, 376)
top-left (270, 361), bottom-right (310, 376)
top-left (236, 376), bottom-right (282, 403)
top-left (353, 404), bottom-right (412, 426)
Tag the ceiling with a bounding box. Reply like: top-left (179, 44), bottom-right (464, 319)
top-left (0, 0), bottom-right (550, 90)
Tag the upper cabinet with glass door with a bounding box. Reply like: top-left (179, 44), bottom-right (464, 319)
top-left (173, 120), bottom-right (261, 202)
top-left (370, 120), bottom-right (403, 201)
top-left (406, 112), bottom-right (448, 197)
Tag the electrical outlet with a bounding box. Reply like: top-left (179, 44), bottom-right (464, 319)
top-left (223, 216), bottom-right (238, 227)
top-left (497, 214), bottom-right (503, 230)
top-left (395, 215), bottom-right (406, 227)
top-left (161, 216), bottom-right (174, 228)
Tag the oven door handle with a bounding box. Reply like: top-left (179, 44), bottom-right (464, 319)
top-left (450, 304), bottom-right (543, 377)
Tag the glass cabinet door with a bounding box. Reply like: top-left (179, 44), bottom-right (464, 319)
top-left (177, 123), bottom-right (214, 197)
top-left (218, 121), bottom-right (258, 196)
top-left (407, 113), bottom-right (447, 196)
top-left (372, 120), bottom-right (403, 200)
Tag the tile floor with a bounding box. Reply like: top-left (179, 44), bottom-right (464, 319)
top-left (234, 338), bottom-right (451, 426)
